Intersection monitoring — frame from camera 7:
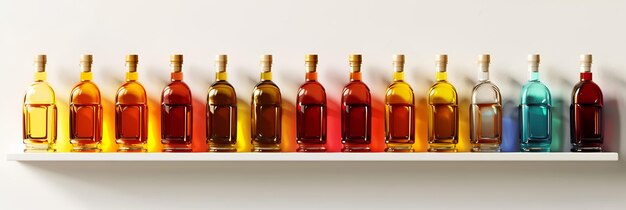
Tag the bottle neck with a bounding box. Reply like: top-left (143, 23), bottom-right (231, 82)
top-left (350, 71), bottom-right (362, 81)
top-left (436, 71), bottom-right (447, 81)
top-left (216, 71), bottom-right (227, 81)
top-left (171, 72), bottom-right (183, 81)
top-left (580, 72), bottom-right (592, 81)
top-left (80, 72), bottom-right (93, 81)
top-left (478, 64), bottom-right (489, 82)
top-left (529, 71), bottom-right (539, 81)
top-left (393, 71), bottom-right (404, 82)
top-left (261, 71), bottom-right (272, 81)
top-left (305, 72), bottom-right (317, 82)
top-left (126, 64), bottom-right (138, 81)
top-left (34, 63), bottom-right (46, 82)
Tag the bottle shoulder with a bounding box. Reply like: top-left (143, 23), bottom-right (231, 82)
top-left (385, 81), bottom-right (414, 104)
top-left (162, 81), bottom-right (192, 104)
top-left (297, 81), bottom-right (326, 104)
top-left (342, 81), bottom-right (371, 104)
top-left (252, 81), bottom-right (281, 104)
top-left (24, 82), bottom-right (56, 104)
top-left (471, 81), bottom-right (501, 104)
top-left (70, 81), bottom-right (101, 104)
top-left (116, 81), bottom-right (147, 104)
top-left (208, 81), bottom-right (237, 105)
top-left (429, 81), bottom-right (457, 104)
top-left (572, 80), bottom-right (603, 104)
top-left (520, 81), bottom-right (551, 105)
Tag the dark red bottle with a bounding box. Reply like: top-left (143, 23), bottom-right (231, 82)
top-left (161, 54), bottom-right (193, 152)
top-left (341, 54), bottom-right (372, 152)
top-left (296, 54), bottom-right (327, 152)
top-left (570, 54), bottom-right (603, 152)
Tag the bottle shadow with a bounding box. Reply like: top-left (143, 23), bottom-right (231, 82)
top-left (599, 70), bottom-right (623, 153)
top-left (500, 76), bottom-right (521, 152)
top-left (409, 66), bottom-right (433, 152)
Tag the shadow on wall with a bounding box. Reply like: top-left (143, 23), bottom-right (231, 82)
top-left (500, 76), bottom-right (521, 152)
top-left (457, 75), bottom-right (473, 152)
top-left (411, 67), bottom-right (433, 152)
top-left (600, 70), bottom-right (624, 153)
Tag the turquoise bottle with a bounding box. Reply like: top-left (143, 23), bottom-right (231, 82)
top-left (519, 54), bottom-right (552, 152)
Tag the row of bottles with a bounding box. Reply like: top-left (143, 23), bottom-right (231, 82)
top-left (22, 53), bottom-right (604, 152)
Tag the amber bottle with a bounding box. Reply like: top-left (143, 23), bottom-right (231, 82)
top-left (115, 55), bottom-right (148, 152)
top-left (23, 55), bottom-right (57, 152)
top-left (69, 55), bottom-right (103, 152)
top-left (384, 54), bottom-right (415, 152)
top-left (251, 55), bottom-right (282, 152)
top-left (341, 54), bottom-right (372, 152)
top-left (161, 54), bottom-right (193, 152)
top-left (296, 54), bottom-right (327, 152)
top-left (207, 55), bottom-right (237, 152)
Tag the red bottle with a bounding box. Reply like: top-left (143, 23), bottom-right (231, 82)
top-left (341, 54), bottom-right (372, 152)
top-left (161, 54), bottom-right (193, 152)
top-left (296, 54), bottom-right (327, 152)
top-left (570, 54), bottom-right (603, 152)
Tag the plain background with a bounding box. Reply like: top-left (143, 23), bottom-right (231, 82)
top-left (1, 0), bottom-right (625, 209)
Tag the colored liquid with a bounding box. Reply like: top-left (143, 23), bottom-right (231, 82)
top-left (115, 78), bottom-right (148, 152)
top-left (570, 72), bottom-right (603, 152)
top-left (428, 72), bottom-right (458, 152)
top-left (23, 73), bottom-right (57, 152)
top-left (207, 79), bottom-right (237, 152)
top-left (341, 72), bottom-right (372, 152)
top-left (161, 75), bottom-right (193, 152)
top-left (385, 72), bottom-right (415, 152)
top-left (70, 78), bottom-right (103, 152)
top-left (296, 73), bottom-right (327, 152)
top-left (251, 75), bottom-right (282, 152)
top-left (470, 81), bottom-right (502, 152)
top-left (520, 73), bottom-right (552, 152)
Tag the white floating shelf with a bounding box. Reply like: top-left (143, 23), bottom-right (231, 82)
top-left (6, 152), bottom-right (619, 162)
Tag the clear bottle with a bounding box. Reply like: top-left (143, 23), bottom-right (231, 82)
top-left (520, 54), bottom-right (552, 152)
top-left (69, 55), bottom-right (103, 152)
top-left (115, 55), bottom-right (148, 152)
top-left (251, 55), bottom-right (282, 152)
top-left (207, 55), bottom-right (237, 152)
top-left (296, 54), bottom-right (327, 152)
top-left (570, 54), bottom-right (603, 152)
top-left (23, 55), bottom-right (57, 152)
top-left (428, 54), bottom-right (459, 152)
top-left (470, 54), bottom-right (502, 152)
top-left (384, 54), bottom-right (415, 152)
top-left (161, 54), bottom-right (193, 152)
top-left (341, 54), bottom-right (372, 152)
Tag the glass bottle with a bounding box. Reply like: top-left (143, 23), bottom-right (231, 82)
top-left (470, 54), bottom-right (502, 152)
top-left (296, 54), bottom-right (327, 152)
top-left (115, 55), bottom-right (148, 152)
top-left (23, 55), bottom-right (57, 152)
top-left (520, 54), bottom-right (552, 152)
top-left (161, 54), bottom-right (193, 152)
top-left (69, 54), bottom-right (103, 152)
top-left (207, 55), bottom-right (237, 152)
top-left (384, 54), bottom-right (415, 152)
top-left (251, 55), bottom-right (282, 152)
top-left (341, 54), bottom-right (372, 152)
top-left (428, 54), bottom-right (459, 152)
top-left (570, 54), bottom-right (603, 152)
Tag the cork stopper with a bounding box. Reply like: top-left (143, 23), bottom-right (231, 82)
top-left (528, 54), bottom-right (540, 72)
top-left (80, 54), bottom-right (93, 72)
top-left (305, 54), bottom-right (318, 72)
top-left (260, 54), bottom-right (272, 72)
top-left (170, 54), bottom-right (183, 63)
top-left (349, 54), bottom-right (362, 72)
top-left (436, 54), bottom-right (448, 72)
top-left (478, 54), bottom-right (490, 72)
top-left (393, 54), bottom-right (404, 72)
top-left (125, 54), bottom-right (138, 72)
top-left (216, 54), bottom-right (227, 72)
top-left (170, 54), bottom-right (183, 72)
top-left (580, 54), bottom-right (592, 72)
top-left (34, 54), bottom-right (47, 72)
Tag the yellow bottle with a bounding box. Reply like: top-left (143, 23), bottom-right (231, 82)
top-left (384, 54), bottom-right (415, 152)
top-left (428, 54), bottom-right (459, 152)
top-left (23, 55), bottom-right (57, 152)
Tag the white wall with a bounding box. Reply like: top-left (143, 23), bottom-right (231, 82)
top-left (1, 0), bottom-right (625, 209)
